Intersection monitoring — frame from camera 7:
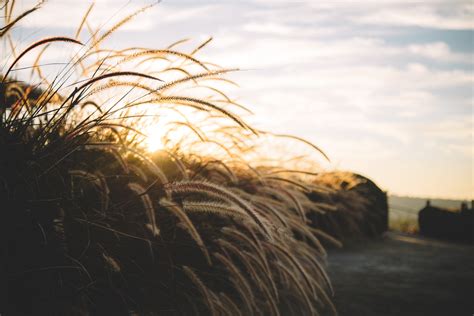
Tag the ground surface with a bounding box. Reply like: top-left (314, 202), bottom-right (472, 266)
top-left (326, 232), bottom-right (474, 316)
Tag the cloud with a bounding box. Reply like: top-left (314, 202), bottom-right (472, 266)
top-left (353, 3), bottom-right (474, 30)
top-left (407, 42), bottom-right (472, 63)
top-left (242, 22), bottom-right (295, 35)
top-left (12, 0), bottom-right (156, 31)
top-left (155, 5), bottom-right (219, 23)
top-left (249, 1), bottom-right (474, 31)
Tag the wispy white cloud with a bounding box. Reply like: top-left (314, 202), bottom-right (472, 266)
top-left (354, 3), bottom-right (474, 30)
top-left (155, 5), bottom-right (219, 23)
top-left (407, 42), bottom-right (472, 63)
top-left (14, 0), bottom-right (155, 31)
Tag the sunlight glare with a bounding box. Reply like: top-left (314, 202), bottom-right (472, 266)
top-left (146, 125), bottom-right (164, 152)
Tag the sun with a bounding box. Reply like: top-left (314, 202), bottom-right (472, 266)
top-left (145, 125), bottom-right (165, 152)
top-left (147, 135), bottom-right (163, 152)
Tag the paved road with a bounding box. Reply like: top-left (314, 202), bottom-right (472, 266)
top-left (326, 232), bottom-right (474, 316)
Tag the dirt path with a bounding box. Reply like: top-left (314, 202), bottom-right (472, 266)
top-left (326, 232), bottom-right (474, 316)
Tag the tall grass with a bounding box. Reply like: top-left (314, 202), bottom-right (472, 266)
top-left (1, 2), bottom-right (386, 315)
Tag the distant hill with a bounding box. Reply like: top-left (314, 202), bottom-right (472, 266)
top-left (387, 195), bottom-right (469, 233)
top-left (389, 195), bottom-right (468, 214)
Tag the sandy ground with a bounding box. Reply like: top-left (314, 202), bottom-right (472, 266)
top-left (326, 232), bottom-right (474, 316)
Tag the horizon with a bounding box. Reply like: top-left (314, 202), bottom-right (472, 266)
top-left (389, 193), bottom-right (472, 202)
top-left (6, 0), bottom-right (474, 200)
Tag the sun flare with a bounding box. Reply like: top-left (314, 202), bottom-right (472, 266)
top-left (145, 125), bottom-right (165, 152)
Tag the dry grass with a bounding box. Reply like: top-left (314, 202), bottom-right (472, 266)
top-left (389, 216), bottom-right (419, 234)
top-left (0, 2), bottom-right (387, 315)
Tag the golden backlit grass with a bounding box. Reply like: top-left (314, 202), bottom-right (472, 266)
top-left (1, 2), bottom-right (386, 315)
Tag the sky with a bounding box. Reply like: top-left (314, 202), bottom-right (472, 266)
top-left (6, 0), bottom-right (474, 199)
